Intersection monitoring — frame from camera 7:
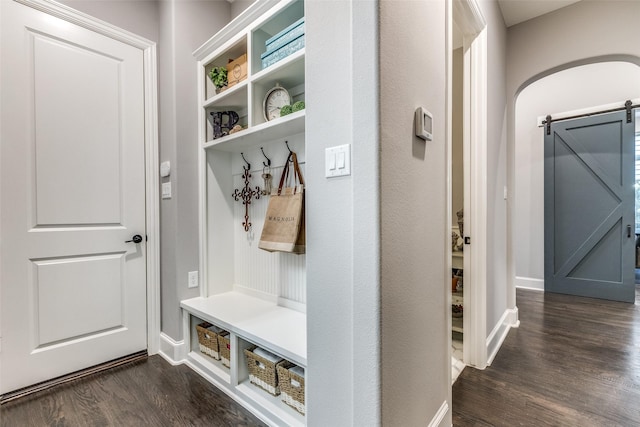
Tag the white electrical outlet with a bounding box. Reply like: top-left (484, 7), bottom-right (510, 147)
top-left (188, 271), bottom-right (199, 288)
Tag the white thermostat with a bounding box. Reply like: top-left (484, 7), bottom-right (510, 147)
top-left (415, 107), bottom-right (433, 141)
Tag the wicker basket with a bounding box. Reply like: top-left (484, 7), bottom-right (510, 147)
top-left (217, 332), bottom-right (231, 368)
top-left (196, 322), bottom-right (226, 360)
top-left (277, 364), bottom-right (305, 414)
top-left (244, 346), bottom-right (291, 396)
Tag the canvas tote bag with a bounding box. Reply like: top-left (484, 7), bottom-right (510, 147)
top-left (259, 151), bottom-right (305, 254)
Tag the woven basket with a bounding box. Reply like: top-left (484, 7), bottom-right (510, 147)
top-left (277, 364), bottom-right (305, 414)
top-left (196, 322), bottom-right (226, 360)
top-left (244, 346), bottom-right (291, 396)
top-left (217, 332), bottom-right (231, 368)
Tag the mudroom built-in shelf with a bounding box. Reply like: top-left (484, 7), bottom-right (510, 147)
top-left (181, 0), bottom-right (308, 425)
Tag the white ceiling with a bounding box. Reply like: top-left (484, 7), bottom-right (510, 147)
top-left (497, 0), bottom-right (582, 27)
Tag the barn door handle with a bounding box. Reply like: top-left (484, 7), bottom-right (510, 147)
top-left (125, 234), bottom-right (143, 244)
top-left (627, 225), bottom-right (631, 238)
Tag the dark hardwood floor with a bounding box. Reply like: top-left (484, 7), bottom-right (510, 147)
top-left (453, 286), bottom-right (640, 426)
top-left (0, 356), bottom-right (266, 427)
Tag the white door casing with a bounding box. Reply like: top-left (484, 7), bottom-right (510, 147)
top-left (0, 0), bottom-right (160, 394)
top-left (449, 0), bottom-right (489, 371)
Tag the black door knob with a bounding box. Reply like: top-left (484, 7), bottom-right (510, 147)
top-left (125, 234), bottom-right (143, 244)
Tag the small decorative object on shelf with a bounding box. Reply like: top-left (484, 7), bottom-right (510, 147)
top-left (208, 66), bottom-right (228, 93)
top-left (232, 153), bottom-right (261, 232)
top-left (229, 124), bottom-right (243, 134)
top-left (457, 208), bottom-right (464, 237)
top-left (452, 304), bottom-right (463, 318)
top-left (263, 83), bottom-right (291, 121)
top-left (211, 111), bottom-right (239, 139)
top-left (227, 53), bottom-right (247, 87)
top-left (292, 101), bottom-right (305, 112)
top-left (280, 104), bottom-right (293, 117)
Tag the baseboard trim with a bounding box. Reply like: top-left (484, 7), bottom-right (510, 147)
top-left (428, 400), bottom-right (450, 427)
top-left (158, 332), bottom-right (187, 365)
top-left (486, 307), bottom-right (519, 366)
top-left (515, 276), bottom-right (544, 291)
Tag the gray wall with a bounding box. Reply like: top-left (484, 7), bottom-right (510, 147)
top-left (479, 0), bottom-right (509, 339)
top-left (507, 0), bottom-right (640, 296)
top-left (379, 0), bottom-right (449, 424)
top-left (59, 0), bottom-right (159, 42)
top-left (231, 0), bottom-right (255, 19)
top-left (158, 0), bottom-right (231, 339)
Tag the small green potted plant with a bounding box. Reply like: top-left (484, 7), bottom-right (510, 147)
top-left (208, 66), bottom-right (228, 93)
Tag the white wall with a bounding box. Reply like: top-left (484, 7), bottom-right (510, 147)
top-left (507, 0), bottom-right (640, 297)
top-left (306, 1), bottom-right (380, 425)
top-left (379, 1), bottom-right (449, 425)
top-left (452, 48), bottom-right (463, 224)
top-left (514, 62), bottom-right (640, 290)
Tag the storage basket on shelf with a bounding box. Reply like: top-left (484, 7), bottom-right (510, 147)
top-left (276, 364), bottom-right (305, 414)
top-left (195, 322), bottom-right (227, 360)
top-left (217, 332), bottom-right (231, 368)
top-left (244, 346), bottom-right (292, 396)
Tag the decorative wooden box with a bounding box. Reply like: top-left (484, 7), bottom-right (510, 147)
top-left (227, 53), bottom-right (247, 87)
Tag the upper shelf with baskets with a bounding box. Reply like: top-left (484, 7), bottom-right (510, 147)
top-left (195, 0), bottom-right (305, 152)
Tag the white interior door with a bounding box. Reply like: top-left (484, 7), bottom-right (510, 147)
top-left (0, 0), bottom-right (147, 394)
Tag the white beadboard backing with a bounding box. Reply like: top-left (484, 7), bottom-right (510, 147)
top-left (232, 162), bottom-right (306, 305)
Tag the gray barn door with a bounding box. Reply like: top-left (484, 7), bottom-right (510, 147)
top-left (544, 110), bottom-right (636, 303)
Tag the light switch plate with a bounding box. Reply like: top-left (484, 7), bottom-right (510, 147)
top-left (160, 161), bottom-right (171, 177)
top-left (162, 182), bottom-right (171, 199)
top-left (188, 271), bottom-right (199, 288)
top-left (325, 144), bottom-right (351, 178)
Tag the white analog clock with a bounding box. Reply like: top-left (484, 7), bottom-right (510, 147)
top-left (263, 83), bottom-right (291, 121)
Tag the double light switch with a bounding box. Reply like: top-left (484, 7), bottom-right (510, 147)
top-left (325, 144), bottom-right (351, 178)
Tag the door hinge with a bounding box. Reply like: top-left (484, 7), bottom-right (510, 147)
top-left (626, 100), bottom-right (632, 123)
top-left (464, 236), bottom-right (471, 245)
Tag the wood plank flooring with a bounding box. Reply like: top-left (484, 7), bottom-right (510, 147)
top-left (0, 356), bottom-right (266, 427)
top-left (453, 286), bottom-right (640, 426)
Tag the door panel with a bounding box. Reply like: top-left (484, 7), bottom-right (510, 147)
top-left (33, 32), bottom-right (124, 226)
top-left (1, 0), bottom-right (147, 394)
top-left (544, 110), bottom-right (635, 302)
top-left (33, 253), bottom-right (125, 347)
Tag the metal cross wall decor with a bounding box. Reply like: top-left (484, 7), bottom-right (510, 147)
top-left (232, 164), bottom-right (261, 232)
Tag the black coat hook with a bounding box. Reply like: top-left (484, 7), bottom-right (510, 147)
top-left (260, 147), bottom-right (271, 167)
top-left (241, 152), bottom-right (250, 169)
top-left (285, 140), bottom-right (292, 154)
